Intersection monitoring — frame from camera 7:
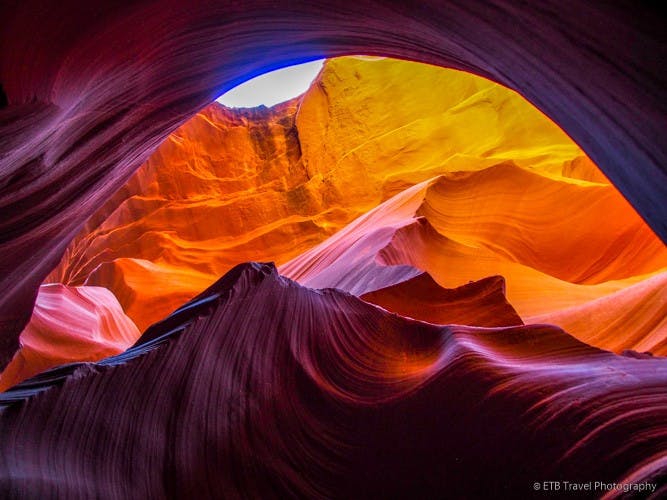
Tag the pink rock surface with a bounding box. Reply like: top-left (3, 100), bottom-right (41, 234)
top-left (0, 284), bottom-right (139, 391)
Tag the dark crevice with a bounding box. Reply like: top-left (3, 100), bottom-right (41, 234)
top-left (0, 84), bottom-right (7, 109)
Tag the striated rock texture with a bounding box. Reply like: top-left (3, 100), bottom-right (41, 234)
top-left (82, 259), bottom-right (215, 333)
top-left (0, 2), bottom-right (666, 496)
top-left (296, 58), bottom-right (593, 194)
top-left (0, 284), bottom-right (138, 392)
top-left (281, 165), bottom-right (667, 353)
top-left (45, 57), bottom-right (651, 331)
top-left (0, 1), bottom-right (666, 367)
top-left (1, 264), bottom-right (665, 498)
top-left (5, 56), bottom-right (663, 383)
top-left (47, 99), bottom-right (310, 287)
top-left (528, 271), bottom-right (667, 356)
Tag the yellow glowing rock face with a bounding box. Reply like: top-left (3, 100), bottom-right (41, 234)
top-left (32, 56), bottom-right (666, 357)
top-left (296, 57), bottom-right (594, 204)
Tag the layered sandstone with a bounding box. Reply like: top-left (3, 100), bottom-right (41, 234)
top-left (360, 274), bottom-right (524, 328)
top-left (1, 3), bottom-right (666, 497)
top-left (46, 57), bottom-right (631, 331)
top-left (2, 264), bottom-right (665, 497)
top-left (528, 271), bottom-right (667, 356)
top-left (281, 165), bottom-right (667, 353)
top-left (3, 57), bottom-right (662, 386)
top-left (1, 1), bottom-right (665, 372)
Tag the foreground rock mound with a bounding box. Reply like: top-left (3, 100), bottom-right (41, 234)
top-left (1, 263), bottom-right (665, 498)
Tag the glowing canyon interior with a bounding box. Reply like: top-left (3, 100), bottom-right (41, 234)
top-left (0, 2), bottom-right (666, 498)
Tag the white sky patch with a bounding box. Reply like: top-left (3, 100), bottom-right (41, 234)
top-left (217, 59), bottom-right (325, 108)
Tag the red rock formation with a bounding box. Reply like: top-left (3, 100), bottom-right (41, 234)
top-left (33, 57), bottom-right (658, 350)
top-left (0, 284), bottom-right (139, 391)
top-left (16, 56), bottom-right (662, 387)
top-left (1, 264), bottom-right (664, 497)
top-left (360, 274), bottom-right (523, 328)
top-left (281, 166), bottom-right (667, 352)
top-left (47, 100), bottom-right (309, 287)
top-left (83, 259), bottom-right (215, 333)
top-left (1, 1), bottom-right (666, 367)
top-left (0, 2), bottom-right (666, 496)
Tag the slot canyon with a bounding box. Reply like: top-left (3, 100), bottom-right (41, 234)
top-left (1, 2), bottom-right (666, 498)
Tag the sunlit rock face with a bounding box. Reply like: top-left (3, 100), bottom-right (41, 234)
top-left (296, 58), bottom-right (594, 195)
top-left (4, 56), bottom-right (662, 389)
top-left (46, 56), bottom-right (664, 336)
top-left (83, 259), bottom-right (215, 333)
top-left (1, 1), bottom-right (666, 376)
top-left (47, 99), bottom-right (326, 330)
top-left (281, 165), bottom-right (667, 353)
top-left (0, 284), bottom-right (138, 391)
top-left (528, 272), bottom-right (667, 356)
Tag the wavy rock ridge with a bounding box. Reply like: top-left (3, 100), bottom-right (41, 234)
top-left (281, 164), bottom-right (667, 354)
top-left (1, 264), bottom-right (665, 498)
top-left (1, 3), bottom-right (666, 497)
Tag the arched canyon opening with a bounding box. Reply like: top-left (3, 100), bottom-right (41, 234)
top-left (1, 2), bottom-right (666, 498)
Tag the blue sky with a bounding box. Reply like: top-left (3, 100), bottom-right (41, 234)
top-left (217, 60), bottom-right (325, 108)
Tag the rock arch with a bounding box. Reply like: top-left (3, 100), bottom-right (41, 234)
top-left (0, 0), bottom-right (665, 367)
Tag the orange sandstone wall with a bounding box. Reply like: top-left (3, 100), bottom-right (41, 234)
top-left (280, 170), bottom-right (667, 354)
top-left (46, 57), bottom-right (625, 330)
top-left (5, 56), bottom-right (664, 390)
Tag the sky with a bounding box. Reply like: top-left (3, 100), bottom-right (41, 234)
top-left (216, 59), bottom-right (325, 108)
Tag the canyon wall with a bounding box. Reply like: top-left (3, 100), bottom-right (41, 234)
top-left (1, 3), bottom-right (665, 496)
top-left (1, 1), bottom-right (665, 368)
top-left (45, 57), bottom-right (666, 332)
top-left (25, 58), bottom-right (663, 368)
